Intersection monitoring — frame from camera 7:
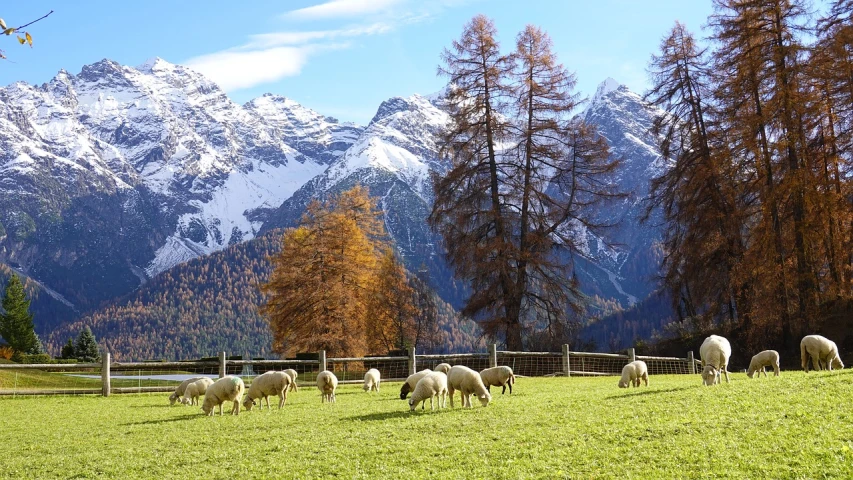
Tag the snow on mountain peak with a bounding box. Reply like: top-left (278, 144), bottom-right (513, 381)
top-left (590, 77), bottom-right (623, 105)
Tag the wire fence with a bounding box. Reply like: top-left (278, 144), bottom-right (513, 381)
top-left (0, 346), bottom-right (701, 397)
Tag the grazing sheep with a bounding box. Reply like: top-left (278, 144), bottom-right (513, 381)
top-left (447, 365), bottom-right (491, 408)
top-left (801, 335), bottom-right (844, 372)
top-left (181, 377), bottom-right (214, 406)
top-left (317, 370), bottom-right (338, 403)
top-left (480, 366), bottom-right (516, 394)
top-left (283, 369), bottom-right (299, 392)
top-left (201, 376), bottom-right (245, 416)
top-left (400, 369), bottom-right (433, 400)
top-left (363, 368), bottom-right (381, 392)
top-left (243, 371), bottom-right (291, 411)
top-left (169, 377), bottom-right (205, 405)
top-left (617, 361), bottom-right (649, 388)
top-left (408, 372), bottom-right (448, 411)
top-left (747, 350), bottom-right (780, 378)
top-left (700, 335), bottom-right (732, 386)
top-left (434, 363), bottom-right (452, 375)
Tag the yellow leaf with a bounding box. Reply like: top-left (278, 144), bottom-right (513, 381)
top-left (17, 35), bottom-right (25, 45)
top-left (3, 27), bottom-right (14, 35)
top-left (25, 32), bottom-right (32, 47)
top-left (0, 19), bottom-right (6, 30)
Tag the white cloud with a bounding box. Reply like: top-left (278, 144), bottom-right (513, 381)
top-left (282, 0), bottom-right (405, 21)
top-left (185, 47), bottom-right (312, 91)
top-left (246, 23), bottom-right (391, 49)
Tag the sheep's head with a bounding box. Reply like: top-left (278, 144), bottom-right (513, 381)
top-left (618, 380), bottom-right (629, 388)
top-left (201, 402), bottom-right (212, 415)
top-left (242, 397), bottom-right (255, 411)
top-left (363, 382), bottom-right (371, 392)
top-left (169, 393), bottom-right (178, 405)
top-left (702, 365), bottom-right (719, 386)
top-left (832, 357), bottom-right (845, 370)
top-left (478, 392), bottom-right (491, 407)
top-left (400, 383), bottom-right (411, 400)
top-left (746, 368), bottom-right (755, 379)
top-left (408, 398), bottom-right (416, 411)
top-left (180, 397), bottom-right (191, 405)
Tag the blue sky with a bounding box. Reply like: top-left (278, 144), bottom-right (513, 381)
top-left (0, 1), bottom-right (716, 124)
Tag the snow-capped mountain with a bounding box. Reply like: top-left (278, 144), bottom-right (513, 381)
top-left (0, 57), bottom-right (361, 316)
top-left (574, 78), bottom-right (665, 307)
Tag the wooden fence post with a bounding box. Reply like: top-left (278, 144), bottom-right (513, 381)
top-left (562, 344), bottom-right (571, 377)
top-left (319, 350), bottom-right (327, 372)
top-left (408, 346), bottom-right (416, 376)
top-left (219, 351), bottom-right (226, 378)
top-left (687, 351), bottom-right (696, 374)
top-left (489, 344), bottom-right (497, 368)
top-left (628, 348), bottom-right (636, 363)
top-left (101, 352), bottom-right (110, 397)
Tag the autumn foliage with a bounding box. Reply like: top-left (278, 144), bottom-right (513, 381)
top-left (262, 186), bottom-right (444, 357)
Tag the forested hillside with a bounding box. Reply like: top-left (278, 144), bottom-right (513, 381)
top-left (45, 231), bottom-right (482, 361)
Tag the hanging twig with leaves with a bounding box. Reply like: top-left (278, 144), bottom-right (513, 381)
top-left (0, 10), bottom-right (54, 60)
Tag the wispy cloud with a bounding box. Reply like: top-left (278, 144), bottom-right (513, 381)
top-left (282, 0), bottom-right (406, 21)
top-left (184, 0), bottom-right (471, 92)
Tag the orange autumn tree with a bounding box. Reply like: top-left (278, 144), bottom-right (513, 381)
top-left (262, 186), bottom-right (425, 357)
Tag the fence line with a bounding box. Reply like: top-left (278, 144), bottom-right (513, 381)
top-left (0, 345), bottom-right (701, 396)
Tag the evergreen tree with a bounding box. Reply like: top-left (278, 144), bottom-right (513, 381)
top-left (60, 338), bottom-right (75, 359)
top-left (0, 274), bottom-right (40, 355)
top-left (75, 326), bottom-right (100, 362)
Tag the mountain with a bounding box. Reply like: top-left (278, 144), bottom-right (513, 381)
top-left (2, 57), bottom-right (668, 358)
top-left (0, 58), bottom-right (361, 326)
top-left (572, 78), bottom-right (667, 310)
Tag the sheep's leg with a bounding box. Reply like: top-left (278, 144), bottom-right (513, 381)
top-left (773, 364), bottom-right (780, 376)
top-left (812, 355), bottom-right (821, 372)
top-left (722, 367), bottom-right (730, 384)
top-left (508, 382), bottom-right (512, 394)
top-left (501, 384), bottom-right (507, 395)
top-left (279, 393), bottom-right (286, 409)
top-left (429, 395), bottom-right (434, 411)
top-left (218, 403), bottom-right (223, 416)
top-left (448, 388), bottom-right (455, 408)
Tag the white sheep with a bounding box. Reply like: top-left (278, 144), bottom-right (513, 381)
top-left (480, 366), bottom-right (516, 394)
top-left (700, 335), bottom-right (732, 386)
top-left (617, 361), bottom-right (649, 388)
top-left (201, 376), bottom-right (245, 416)
top-left (747, 350), bottom-right (780, 378)
top-left (181, 377), bottom-right (214, 406)
top-left (433, 363), bottom-right (451, 374)
top-left (317, 370), bottom-right (338, 403)
top-left (408, 372), bottom-right (448, 411)
top-left (243, 371), bottom-right (291, 411)
top-left (283, 368), bottom-right (299, 392)
top-left (399, 369), bottom-right (432, 400)
top-left (447, 365), bottom-right (491, 408)
top-left (801, 335), bottom-right (844, 372)
top-left (363, 368), bottom-right (381, 392)
top-left (169, 376), bottom-right (205, 405)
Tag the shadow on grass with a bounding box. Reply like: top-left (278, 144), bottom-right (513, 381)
top-left (603, 386), bottom-right (692, 400)
top-left (345, 406), bottom-right (454, 422)
top-left (121, 414), bottom-right (202, 426)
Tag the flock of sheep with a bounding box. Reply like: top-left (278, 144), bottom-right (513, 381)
top-left (168, 333), bottom-right (844, 415)
top-left (167, 363), bottom-right (516, 416)
top-left (618, 333), bottom-right (845, 389)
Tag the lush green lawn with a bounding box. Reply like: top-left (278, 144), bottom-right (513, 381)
top-left (2, 371), bottom-right (852, 479)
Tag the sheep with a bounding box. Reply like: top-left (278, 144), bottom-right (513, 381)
top-left (201, 376), bottom-right (245, 416)
top-left (617, 361), bottom-right (649, 388)
top-left (700, 335), bottom-right (732, 386)
top-left (363, 368), bottom-right (381, 392)
top-left (243, 371), bottom-right (291, 411)
top-left (480, 366), bottom-right (516, 394)
top-left (181, 377), bottom-right (214, 406)
top-left (408, 372), bottom-right (448, 411)
top-left (433, 363), bottom-right (451, 375)
top-left (283, 368), bottom-right (299, 392)
top-left (747, 350), bottom-right (780, 378)
top-left (169, 376), bottom-right (205, 405)
top-left (447, 365), bottom-right (491, 408)
top-left (801, 335), bottom-right (844, 372)
top-left (399, 369), bottom-right (433, 400)
top-left (317, 370), bottom-right (338, 403)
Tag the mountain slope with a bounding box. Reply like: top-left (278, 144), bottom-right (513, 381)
top-left (0, 58), bottom-right (361, 322)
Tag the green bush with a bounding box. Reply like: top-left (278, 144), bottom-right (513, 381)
top-left (14, 353), bottom-right (52, 364)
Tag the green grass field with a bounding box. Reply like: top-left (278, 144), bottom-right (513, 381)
top-left (2, 371), bottom-right (852, 479)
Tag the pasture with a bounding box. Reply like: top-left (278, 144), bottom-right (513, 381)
top-left (2, 372), bottom-right (852, 479)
